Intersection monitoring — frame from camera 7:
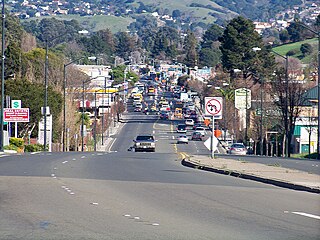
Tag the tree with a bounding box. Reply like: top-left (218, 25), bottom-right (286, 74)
top-left (151, 26), bottom-right (179, 59)
top-left (219, 16), bottom-right (274, 81)
top-left (279, 29), bottom-right (290, 43)
top-left (115, 32), bottom-right (136, 60)
top-left (5, 79), bottom-right (63, 140)
top-left (271, 58), bottom-right (311, 157)
top-left (201, 24), bottom-right (223, 48)
top-left (172, 9), bottom-right (181, 19)
top-left (198, 24), bottom-right (223, 67)
top-left (287, 22), bottom-right (305, 42)
top-left (199, 48), bottom-right (220, 67)
top-left (183, 30), bottom-right (198, 67)
top-left (300, 43), bottom-right (313, 57)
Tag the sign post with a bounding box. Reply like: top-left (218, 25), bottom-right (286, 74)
top-left (205, 97), bottom-right (223, 159)
top-left (11, 100), bottom-right (22, 137)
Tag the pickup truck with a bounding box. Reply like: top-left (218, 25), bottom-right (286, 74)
top-left (133, 135), bottom-right (156, 152)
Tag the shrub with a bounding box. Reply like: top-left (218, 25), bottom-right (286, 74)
top-left (9, 138), bottom-right (24, 148)
top-left (24, 144), bottom-right (44, 152)
top-left (286, 49), bottom-right (299, 56)
top-left (3, 144), bottom-right (18, 151)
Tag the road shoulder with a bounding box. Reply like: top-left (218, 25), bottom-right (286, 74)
top-left (181, 154), bottom-right (320, 194)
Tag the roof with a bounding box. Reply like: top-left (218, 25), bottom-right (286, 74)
top-left (302, 86), bottom-right (318, 106)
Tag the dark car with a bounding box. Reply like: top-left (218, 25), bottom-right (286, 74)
top-left (193, 123), bottom-right (202, 130)
top-left (160, 111), bottom-right (169, 120)
top-left (191, 131), bottom-right (202, 141)
top-left (176, 124), bottom-right (187, 133)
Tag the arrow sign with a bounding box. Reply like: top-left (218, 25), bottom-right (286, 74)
top-left (204, 136), bottom-right (219, 152)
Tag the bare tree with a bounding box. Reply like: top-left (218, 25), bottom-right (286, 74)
top-left (271, 58), bottom-right (312, 156)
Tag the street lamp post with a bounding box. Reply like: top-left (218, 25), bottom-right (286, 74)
top-left (101, 77), bottom-right (107, 146)
top-left (43, 30), bottom-right (89, 151)
top-left (260, 76), bottom-right (264, 155)
top-left (94, 90), bottom-right (97, 151)
top-left (271, 50), bottom-right (289, 157)
top-left (0, 0), bottom-right (5, 152)
top-left (63, 56), bottom-right (96, 152)
top-left (296, 22), bottom-right (319, 159)
top-left (81, 76), bottom-right (99, 152)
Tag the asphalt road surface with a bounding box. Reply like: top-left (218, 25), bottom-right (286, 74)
top-left (0, 106), bottom-right (319, 239)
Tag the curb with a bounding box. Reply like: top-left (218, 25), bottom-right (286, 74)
top-left (181, 159), bottom-right (320, 194)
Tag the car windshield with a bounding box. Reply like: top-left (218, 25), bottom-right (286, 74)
top-left (136, 136), bottom-right (154, 141)
top-left (232, 144), bottom-right (245, 148)
top-left (178, 125), bottom-right (186, 129)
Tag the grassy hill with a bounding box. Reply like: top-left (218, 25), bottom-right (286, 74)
top-left (24, 15), bottom-right (134, 33)
top-left (272, 38), bottom-right (318, 64)
top-left (128, 0), bottom-right (235, 24)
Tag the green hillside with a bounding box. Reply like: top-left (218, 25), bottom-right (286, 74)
top-left (25, 15), bottom-right (134, 33)
top-left (272, 38), bottom-right (318, 64)
top-left (128, 0), bottom-right (233, 23)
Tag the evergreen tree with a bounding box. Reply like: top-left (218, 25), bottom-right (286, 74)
top-left (219, 16), bottom-right (274, 81)
top-left (183, 30), bottom-right (198, 67)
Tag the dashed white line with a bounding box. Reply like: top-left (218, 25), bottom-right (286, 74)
top-left (291, 212), bottom-right (320, 220)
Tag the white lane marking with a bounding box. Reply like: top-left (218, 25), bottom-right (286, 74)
top-left (152, 223), bottom-right (160, 226)
top-left (124, 214), bottom-right (131, 217)
top-left (134, 216), bottom-right (140, 220)
top-left (291, 212), bottom-right (320, 220)
top-left (107, 138), bottom-right (117, 152)
top-left (90, 202), bottom-right (99, 205)
top-left (72, 158), bottom-right (76, 161)
top-left (62, 161), bottom-right (68, 164)
top-left (153, 130), bottom-right (155, 134)
top-left (81, 156), bottom-right (86, 159)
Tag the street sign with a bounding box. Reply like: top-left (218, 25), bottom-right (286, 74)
top-left (4, 108), bottom-right (29, 122)
top-left (11, 100), bottom-right (21, 109)
top-left (204, 136), bottom-right (219, 152)
top-left (235, 88), bottom-right (251, 110)
top-left (204, 97), bottom-right (223, 119)
top-left (204, 118), bottom-right (211, 126)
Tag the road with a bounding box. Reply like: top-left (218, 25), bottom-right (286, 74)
top-left (0, 104), bottom-right (319, 239)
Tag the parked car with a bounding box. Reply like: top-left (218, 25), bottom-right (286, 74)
top-left (191, 131), bottom-right (203, 141)
top-left (176, 124), bottom-right (187, 133)
top-left (229, 143), bottom-right (247, 155)
top-left (195, 127), bottom-right (206, 136)
top-left (177, 135), bottom-right (188, 144)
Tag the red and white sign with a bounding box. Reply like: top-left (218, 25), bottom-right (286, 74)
top-left (204, 97), bottom-right (223, 119)
top-left (4, 108), bottom-right (30, 122)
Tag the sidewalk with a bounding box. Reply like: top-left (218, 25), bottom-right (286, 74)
top-left (96, 121), bottom-right (124, 152)
top-left (181, 153), bottom-right (320, 194)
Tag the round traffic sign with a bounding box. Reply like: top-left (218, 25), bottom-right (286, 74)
top-left (205, 98), bottom-right (222, 116)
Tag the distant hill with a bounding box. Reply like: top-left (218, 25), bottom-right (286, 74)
top-left (20, 0), bottom-right (305, 32)
top-left (272, 38), bottom-right (318, 64)
top-left (123, 0), bottom-right (303, 23)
